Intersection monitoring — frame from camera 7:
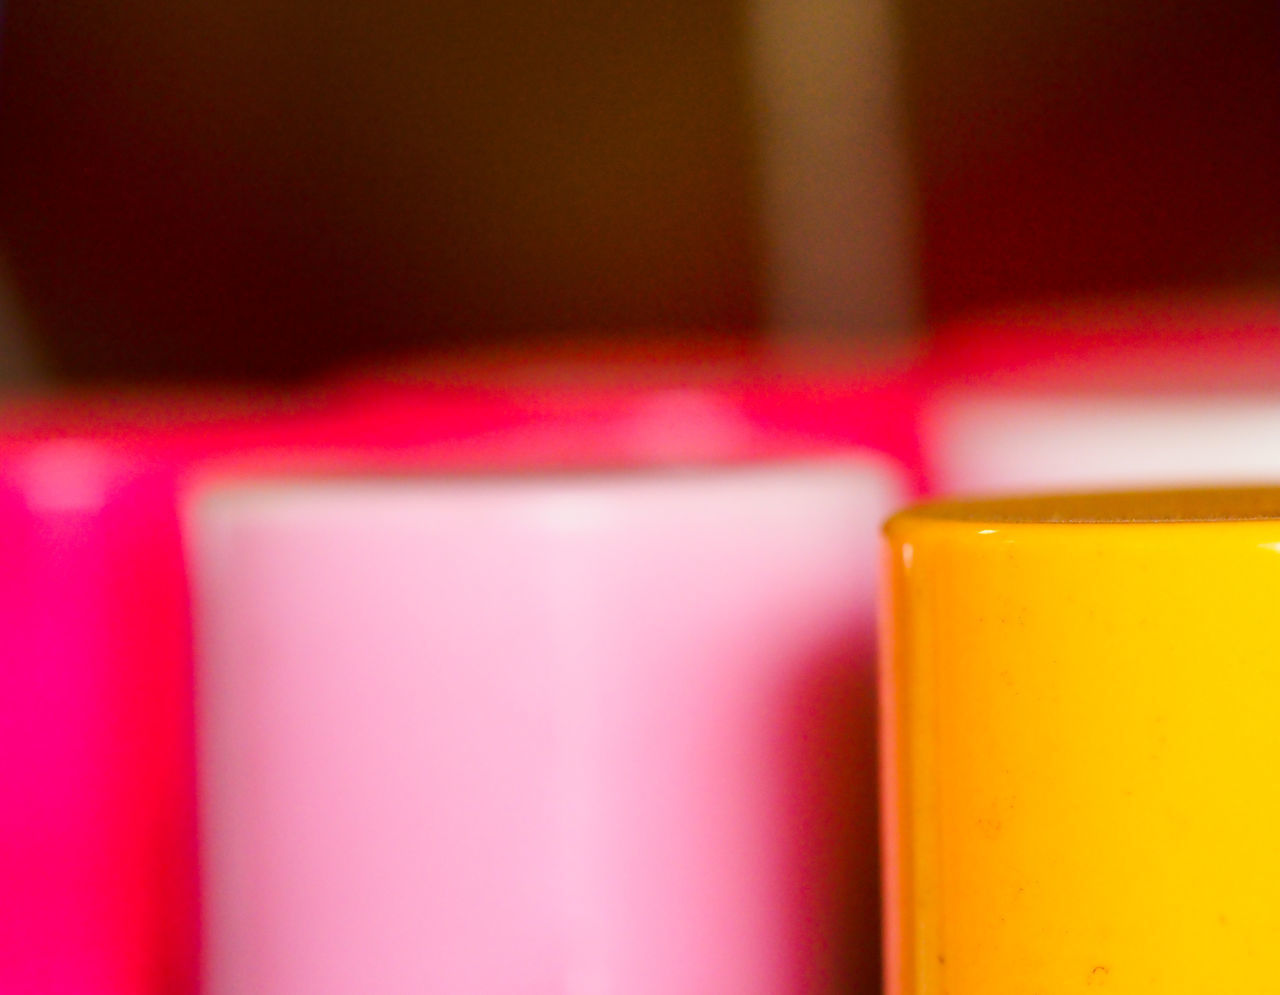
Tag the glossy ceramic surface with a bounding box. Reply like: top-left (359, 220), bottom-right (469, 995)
top-left (882, 487), bottom-right (1280, 993)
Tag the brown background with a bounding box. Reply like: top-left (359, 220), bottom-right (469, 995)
top-left (0, 0), bottom-right (1276, 380)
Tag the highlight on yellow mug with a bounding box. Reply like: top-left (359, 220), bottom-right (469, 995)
top-left (881, 488), bottom-right (1280, 994)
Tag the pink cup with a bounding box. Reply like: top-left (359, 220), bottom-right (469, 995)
top-left (331, 336), bottom-right (926, 489)
top-left (0, 386), bottom-right (537, 994)
top-left (920, 290), bottom-right (1280, 494)
top-left (0, 391), bottom-right (268, 994)
top-left (186, 375), bottom-right (911, 994)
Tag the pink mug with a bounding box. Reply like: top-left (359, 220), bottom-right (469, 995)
top-left (0, 385), bottom-right (535, 993)
top-left (921, 290), bottom-right (1280, 494)
top-left (187, 373), bottom-right (911, 994)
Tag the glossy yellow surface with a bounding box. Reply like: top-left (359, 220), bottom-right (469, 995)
top-left (882, 489), bottom-right (1280, 994)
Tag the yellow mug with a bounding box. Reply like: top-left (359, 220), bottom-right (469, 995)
top-left (882, 488), bottom-right (1280, 994)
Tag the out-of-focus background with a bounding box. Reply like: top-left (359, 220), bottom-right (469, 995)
top-left (0, 0), bottom-right (1275, 383)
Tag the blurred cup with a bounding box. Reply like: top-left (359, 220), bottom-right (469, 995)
top-left (921, 291), bottom-right (1280, 494)
top-left (0, 389), bottom-right (268, 994)
top-left (0, 384), bottom-right (535, 994)
top-left (186, 368), bottom-right (911, 994)
top-left (329, 331), bottom-right (927, 492)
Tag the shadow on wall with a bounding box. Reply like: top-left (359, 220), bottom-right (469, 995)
top-left (899, 0), bottom-right (1280, 318)
top-left (0, 253), bottom-right (42, 384)
top-left (1, 0), bottom-right (1274, 380)
top-left (0, 0), bottom-right (762, 380)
